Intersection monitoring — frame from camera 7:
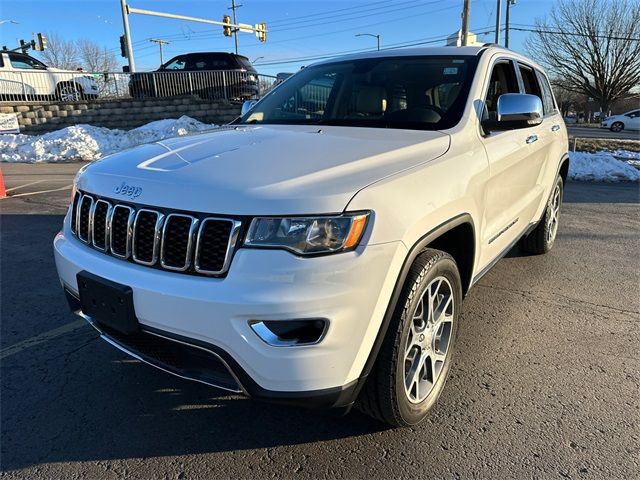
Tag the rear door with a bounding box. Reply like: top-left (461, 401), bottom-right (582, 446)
top-left (478, 57), bottom-right (548, 269)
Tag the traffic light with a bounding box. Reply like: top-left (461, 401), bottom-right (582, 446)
top-left (36, 33), bottom-right (47, 51)
top-left (256, 22), bottom-right (267, 43)
top-left (119, 35), bottom-right (127, 58)
top-left (223, 15), bottom-right (232, 37)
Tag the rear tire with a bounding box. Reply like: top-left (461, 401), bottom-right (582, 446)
top-left (519, 175), bottom-right (563, 254)
top-left (357, 249), bottom-right (462, 426)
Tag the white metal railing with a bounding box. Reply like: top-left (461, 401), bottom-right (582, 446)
top-left (0, 69), bottom-right (277, 103)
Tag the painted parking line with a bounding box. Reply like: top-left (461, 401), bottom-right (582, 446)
top-left (4, 184), bottom-right (73, 199)
top-left (0, 319), bottom-right (87, 360)
top-left (5, 180), bottom-right (47, 193)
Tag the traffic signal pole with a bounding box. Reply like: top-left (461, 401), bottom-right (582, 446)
top-left (119, 0), bottom-right (136, 72)
top-left (118, 2), bottom-right (267, 70)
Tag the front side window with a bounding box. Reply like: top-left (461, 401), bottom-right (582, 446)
top-left (239, 55), bottom-right (478, 131)
top-left (626, 110), bottom-right (639, 118)
top-left (163, 56), bottom-right (186, 70)
top-left (484, 61), bottom-right (519, 120)
top-left (8, 54), bottom-right (46, 70)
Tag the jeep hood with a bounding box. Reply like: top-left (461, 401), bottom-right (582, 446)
top-left (78, 125), bottom-right (450, 215)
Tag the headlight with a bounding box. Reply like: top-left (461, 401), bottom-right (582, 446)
top-left (244, 212), bottom-right (370, 255)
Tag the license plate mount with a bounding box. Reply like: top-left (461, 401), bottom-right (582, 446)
top-left (77, 271), bottom-right (139, 335)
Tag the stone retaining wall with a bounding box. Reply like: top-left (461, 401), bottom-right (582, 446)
top-left (0, 97), bottom-right (242, 134)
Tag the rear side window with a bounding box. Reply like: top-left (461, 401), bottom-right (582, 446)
top-left (535, 70), bottom-right (556, 115)
top-left (518, 64), bottom-right (542, 99)
top-left (484, 61), bottom-right (519, 119)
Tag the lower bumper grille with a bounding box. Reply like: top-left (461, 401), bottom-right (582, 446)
top-left (101, 324), bottom-right (243, 393)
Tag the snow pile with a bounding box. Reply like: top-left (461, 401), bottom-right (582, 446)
top-left (568, 151), bottom-right (640, 182)
top-left (0, 116), bottom-right (217, 163)
top-left (611, 149), bottom-right (640, 169)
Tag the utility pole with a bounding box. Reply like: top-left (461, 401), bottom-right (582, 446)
top-left (119, 0), bottom-right (136, 72)
top-left (150, 38), bottom-right (170, 66)
top-left (461, 0), bottom-right (471, 46)
top-left (505, 0), bottom-right (516, 48)
top-left (494, 0), bottom-right (502, 44)
top-left (229, 0), bottom-right (241, 54)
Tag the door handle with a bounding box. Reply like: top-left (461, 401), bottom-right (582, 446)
top-left (551, 124), bottom-right (561, 132)
top-left (526, 135), bottom-right (538, 144)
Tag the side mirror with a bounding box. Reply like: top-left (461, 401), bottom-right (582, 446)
top-left (483, 93), bottom-right (543, 132)
top-left (241, 99), bottom-right (258, 117)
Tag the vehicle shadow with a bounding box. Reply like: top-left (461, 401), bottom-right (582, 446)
top-left (0, 334), bottom-right (391, 471)
top-left (563, 180), bottom-right (639, 204)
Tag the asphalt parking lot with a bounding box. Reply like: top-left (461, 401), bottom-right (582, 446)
top-left (1, 163), bottom-right (639, 478)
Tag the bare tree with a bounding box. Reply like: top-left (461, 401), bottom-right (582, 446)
top-left (78, 39), bottom-right (119, 72)
top-left (526, 0), bottom-right (640, 113)
top-left (37, 32), bottom-right (80, 70)
top-left (552, 85), bottom-right (581, 117)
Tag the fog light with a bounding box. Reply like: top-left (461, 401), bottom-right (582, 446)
top-left (249, 319), bottom-right (328, 346)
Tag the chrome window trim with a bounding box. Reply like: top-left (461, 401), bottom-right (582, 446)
top-left (160, 213), bottom-right (199, 272)
top-left (91, 199), bottom-right (112, 252)
top-left (109, 204), bottom-right (135, 259)
top-left (77, 195), bottom-right (94, 244)
top-left (132, 209), bottom-right (165, 266)
top-left (194, 218), bottom-right (242, 275)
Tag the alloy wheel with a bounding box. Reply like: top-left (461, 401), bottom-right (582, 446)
top-left (547, 182), bottom-right (561, 244)
top-left (403, 276), bottom-right (454, 404)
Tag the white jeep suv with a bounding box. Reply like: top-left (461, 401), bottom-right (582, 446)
top-left (54, 46), bottom-right (569, 426)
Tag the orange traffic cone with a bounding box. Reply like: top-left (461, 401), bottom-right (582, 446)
top-left (0, 168), bottom-right (6, 198)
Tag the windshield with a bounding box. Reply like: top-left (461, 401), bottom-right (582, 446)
top-left (239, 55), bottom-right (478, 130)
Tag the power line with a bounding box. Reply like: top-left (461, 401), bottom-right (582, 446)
top-left (508, 24), bottom-right (640, 42)
top-left (254, 26), bottom-right (496, 67)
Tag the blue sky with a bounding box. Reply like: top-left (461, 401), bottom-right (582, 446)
top-left (0, 0), bottom-right (557, 75)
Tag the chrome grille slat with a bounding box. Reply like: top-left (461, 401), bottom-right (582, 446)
top-left (71, 191), bottom-right (239, 277)
top-left (132, 209), bottom-right (164, 266)
top-left (91, 200), bottom-right (112, 251)
top-left (194, 218), bottom-right (242, 275)
top-left (110, 205), bottom-right (135, 259)
top-left (160, 214), bottom-right (199, 272)
top-left (77, 195), bottom-right (94, 243)
top-left (70, 191), bottom-right (81, 234)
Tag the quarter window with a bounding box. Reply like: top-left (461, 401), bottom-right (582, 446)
top-left (535, 70), bottom-right (556, 115)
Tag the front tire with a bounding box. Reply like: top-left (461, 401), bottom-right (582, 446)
top-left (357, 249), bottom-right (462, 426)
top-left (519, 175), bottom-right (563, 254)
top-left (610, 121), bottom-right (624, 132)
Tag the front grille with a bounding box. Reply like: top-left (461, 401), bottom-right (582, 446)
top-left (71, 191), bottom-right (241, 277)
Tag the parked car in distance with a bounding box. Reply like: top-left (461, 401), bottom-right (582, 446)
top-left (600, 109), bottom-right (640, 132)
top-left (128, 52), bottom-right (259, 100)
top-left (55, 45), bottom-right (569, 427)
top-left (563, 115), bottom-right (577, 124)
top-left (0, 51), bottom-right (98, 101)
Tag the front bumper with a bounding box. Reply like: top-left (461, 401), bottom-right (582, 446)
top-left (54, 213), bottom-right (406, 406)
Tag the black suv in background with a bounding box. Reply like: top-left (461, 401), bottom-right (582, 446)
top-left (129, 52), bottom-right (259, 101)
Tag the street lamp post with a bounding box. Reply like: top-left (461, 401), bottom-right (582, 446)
top-left (355, 33), bottom-right (381, 51)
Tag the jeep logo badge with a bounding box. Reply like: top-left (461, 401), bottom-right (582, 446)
top-left (114, 181), bottom-right (142, 199)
